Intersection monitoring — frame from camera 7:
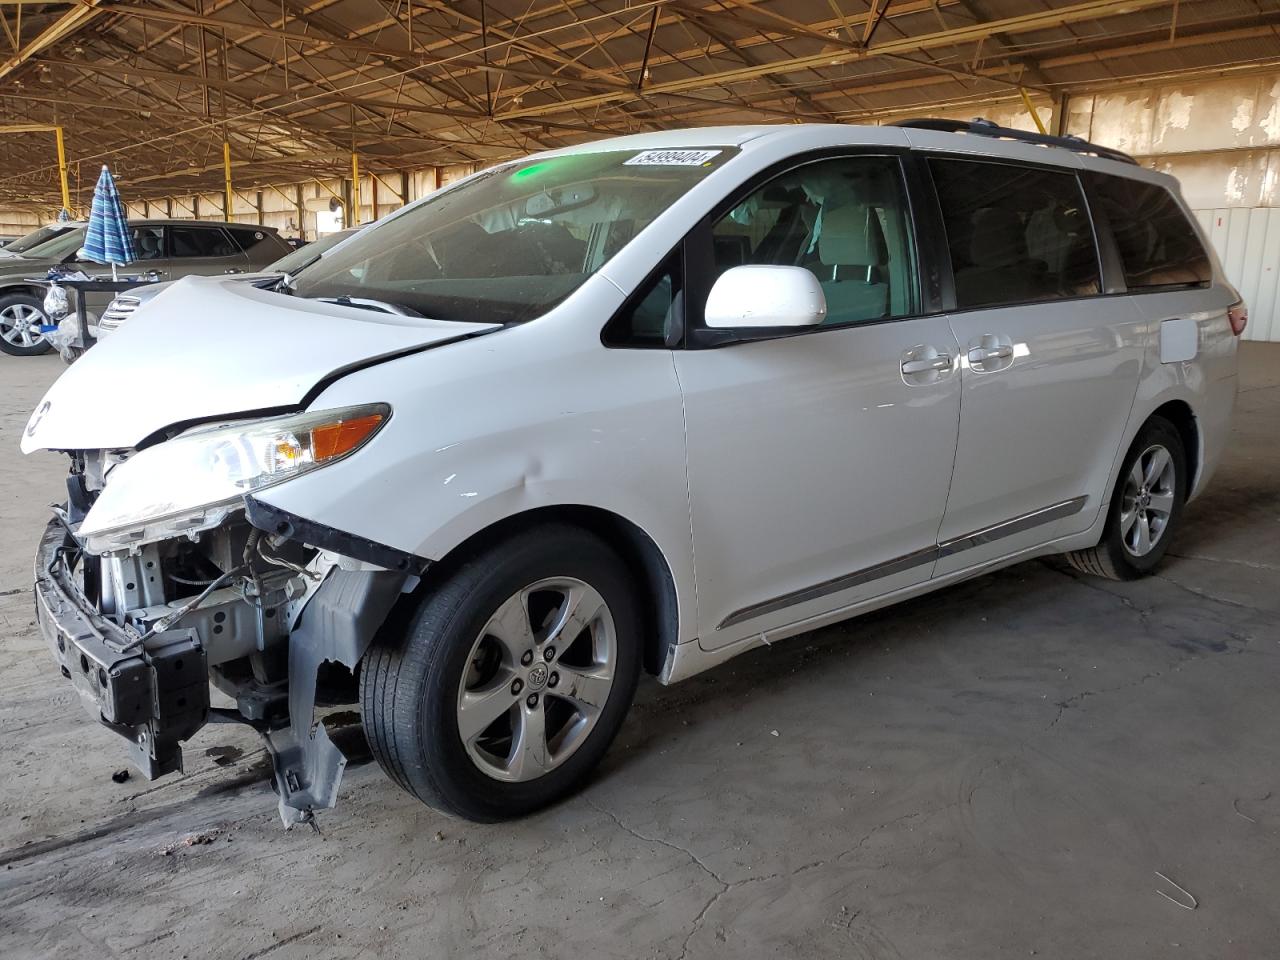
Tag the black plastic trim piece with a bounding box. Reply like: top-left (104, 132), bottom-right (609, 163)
top-left (717, 496), bottom-right (1088, 631)
top-left (719, 545), bottom-right (937, 630)
top-left (244, 498), bottom-right (429, 574)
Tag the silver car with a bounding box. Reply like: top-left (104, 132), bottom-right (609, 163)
top-left (96, 228), bottom-right (359, 339)
top-left (0, 219), bottom-right (291, 356)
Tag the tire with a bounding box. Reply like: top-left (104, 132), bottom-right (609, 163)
top-left (1066, 416), bottom-right (1187, 580)
top-left (0, 291), bottom-right (53, 356)
top-left (360, 525), bottom-right (641, 822)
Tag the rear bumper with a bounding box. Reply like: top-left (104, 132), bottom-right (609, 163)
top-left (34, 519), bottom-right (208, 778)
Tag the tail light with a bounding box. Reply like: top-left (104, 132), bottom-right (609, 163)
top-left (1228, 302), bottom-right (1248, 336)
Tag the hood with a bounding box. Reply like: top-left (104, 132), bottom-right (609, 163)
top-left (0, 254), bottom-right (60, 278)
top-left (21, 275), bottom-right (500, 452)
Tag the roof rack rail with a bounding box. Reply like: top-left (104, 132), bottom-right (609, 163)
top-left (891, 117), bottom-right (1138, 166)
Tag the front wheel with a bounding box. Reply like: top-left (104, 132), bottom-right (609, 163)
top-left (360, 525), bottom-right (641, 821)
top-left (1066, 415), bottom-right (1186, 580)
top-left (0, 292), bottom-right (53, 356)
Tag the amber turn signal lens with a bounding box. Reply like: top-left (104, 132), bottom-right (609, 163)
top-left (311, 413), bottom-right (385, 462)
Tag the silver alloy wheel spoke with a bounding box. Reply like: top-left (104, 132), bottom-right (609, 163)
top-left (507, 703), bottom-right (549, 780)
top-left (1121, 443), bottom-right (1177, 558)
top-left (1144, 446), bottom-right (1171, 486)
top-left (484, 590), bottom-right (536, 659)
top-left (457, 679), bottom-right (518, 744)
top-left (1132, 515), bottom-right (1153, 554)
top-left (552, 664), bottom-right (613, 717)
top-left (1128, 461), bottom-right (1145, 493)
top-left (1120, 506), bottom-right (1139, 537)
top-left (456, 576), bottom-right (617, 783)
top-left (543, 582), bottom-right (606, 649)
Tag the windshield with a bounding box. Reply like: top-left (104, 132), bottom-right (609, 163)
top-left (268, 229), bottom-right (357, 274)
top-left (10, 224), bottom-right (81, 256)
top-left (22, 226), bottom-right (87, 261)
top-left (292, 147), bottom-right (736, 323)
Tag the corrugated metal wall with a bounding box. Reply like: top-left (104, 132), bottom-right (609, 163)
top-left (1195, 207), bottom-right (1280, 343)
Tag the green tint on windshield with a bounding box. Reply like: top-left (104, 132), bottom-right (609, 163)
top-left (291, 147), bottom-right (737, 325)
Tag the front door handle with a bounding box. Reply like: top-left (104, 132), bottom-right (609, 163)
top-left (902, 355), bottom-right (953, 375)
top-left (967, 344), bottom-right (1013, 365)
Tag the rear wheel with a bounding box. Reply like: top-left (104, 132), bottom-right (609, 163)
top-left (360, 525), bottom-right (641, 821)
top-left (0, 292), bottom-right (52, 356)
top-left (1066, 416), bottom-right (1186, 580)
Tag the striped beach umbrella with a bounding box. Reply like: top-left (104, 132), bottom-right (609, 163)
top-left (82, 164), bottom-right (135, 279)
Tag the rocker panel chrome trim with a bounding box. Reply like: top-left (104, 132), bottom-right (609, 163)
top-left (716, 496), bottom-right (1088, 631)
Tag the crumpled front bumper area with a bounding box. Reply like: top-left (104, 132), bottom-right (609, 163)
top-left (34, 520), bottom-right (208, 779)
top-left (34, 514), bottom-right (413, 826)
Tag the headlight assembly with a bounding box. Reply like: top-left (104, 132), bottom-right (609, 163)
top-left (78, 403), bottom-right (389, 551)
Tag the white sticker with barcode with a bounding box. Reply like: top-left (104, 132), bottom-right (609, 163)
top-left (624, 149), bottom-right (722, 167)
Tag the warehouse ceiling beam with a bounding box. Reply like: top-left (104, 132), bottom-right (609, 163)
top-left (0, 0), bottom-right (102, 82)
top-left (495, 0), bottom-right (1176, 121)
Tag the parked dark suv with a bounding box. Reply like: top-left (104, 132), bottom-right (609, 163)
top-left (0, 219), bottom-right (292, 356)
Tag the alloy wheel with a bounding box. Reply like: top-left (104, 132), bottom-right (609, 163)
top-left (0, 302), bottom-right (47, 348)
top-left (1120, 443), bottom-right (1177, 557)
top-left (456, 577), bottom-right (616, 782)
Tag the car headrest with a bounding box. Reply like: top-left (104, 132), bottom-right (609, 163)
top-left (968, 207), bottom-right (1026, 267)
top-left (818, 205), bottom-right (888, 267)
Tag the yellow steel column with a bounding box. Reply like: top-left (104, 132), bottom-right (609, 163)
top-left (1019, 87), bottom-right (1048, 135)
top-left (350, 150), bottom-right (360, 228)
top-left (223, 140), bottom-right (234, 220)
top-left (54, 125), bottom-right (71, 215)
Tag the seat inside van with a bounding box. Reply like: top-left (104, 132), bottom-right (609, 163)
top-left (815, 205), bottom-right (889, 324)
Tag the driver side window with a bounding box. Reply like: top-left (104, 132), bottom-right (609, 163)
top-left (709, 155), bottom-right (919, 327)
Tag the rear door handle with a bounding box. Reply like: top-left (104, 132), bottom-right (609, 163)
top-left (902, 355), bottom-right (952, 375)
top-left (967, 344), bottom-right (1013, 364)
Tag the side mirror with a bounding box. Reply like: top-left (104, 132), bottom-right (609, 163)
top-left (704, 265), bottom-right (827, 329)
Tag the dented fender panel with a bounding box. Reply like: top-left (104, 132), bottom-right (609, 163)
top-left (253, 278), bottom-right (700, 645)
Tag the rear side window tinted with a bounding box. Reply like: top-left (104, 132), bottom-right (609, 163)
top-left (226, 227), bottom-right (277, 254)
top-left (929, 158), bottom-right (1100, 310)
top-left (169, 226), bottom-right (238, 258)
top-left (1087, 174), bottom-right (1210, 289)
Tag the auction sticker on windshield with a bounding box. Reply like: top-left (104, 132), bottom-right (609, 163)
top-left (624, 149), bottom-right (722, 166)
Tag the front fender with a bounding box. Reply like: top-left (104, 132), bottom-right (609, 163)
top-left (252, 297), bottom-right (699, 644)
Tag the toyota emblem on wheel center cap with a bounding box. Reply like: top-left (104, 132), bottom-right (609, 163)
top-left (527, 663), bottom-right (549, 690)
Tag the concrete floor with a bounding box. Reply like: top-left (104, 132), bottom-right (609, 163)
top-left (1, 345), bottom-right (1277, 960)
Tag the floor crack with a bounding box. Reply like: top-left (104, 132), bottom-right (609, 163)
top-left (588, 798), bottom-right (788, 959)
top-left (1151, 573), bottom-right (1263, 612)
top-left (1046, 671), bottom-right (1163, 730)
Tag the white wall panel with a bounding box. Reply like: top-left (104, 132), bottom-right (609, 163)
top-left (1196, 206), bottom-right (1280, 342)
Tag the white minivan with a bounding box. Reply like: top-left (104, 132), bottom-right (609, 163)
top-left (24, 120), bottom-right (1243, 826)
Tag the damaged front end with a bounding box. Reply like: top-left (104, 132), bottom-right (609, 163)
top-left (34, 415), bottom-right (423, 827)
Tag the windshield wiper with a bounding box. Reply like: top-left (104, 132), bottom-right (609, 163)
top-left (317, 295), bottom-right (424, 318)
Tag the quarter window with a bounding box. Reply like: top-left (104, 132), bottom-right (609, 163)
top-left (929, 159), bottom-right (1100, 309)
top-left (169, 226), bottom-right (238, 258)
top-left (707, 155), bottom-right (919, 326)
top-left (1087, 174), bottom-right (1210, 289)
top-left (225, 226), bottom-right (275, 255)
top-left (603, 253), bottom-right (681, 348)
